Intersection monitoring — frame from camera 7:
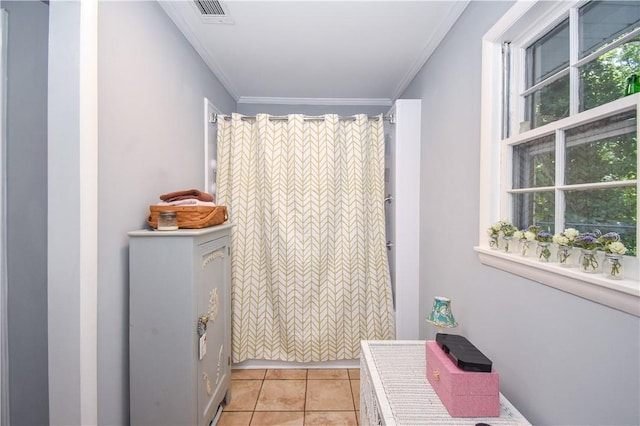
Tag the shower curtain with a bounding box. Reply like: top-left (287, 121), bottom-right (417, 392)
top-left (217, 113), bottom-right (395, 363)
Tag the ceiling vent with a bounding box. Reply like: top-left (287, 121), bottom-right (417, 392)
top-left (194, 0), bottom-right (234, 24)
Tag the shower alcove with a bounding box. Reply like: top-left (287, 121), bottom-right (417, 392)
top-left (206, 100), bottom-right (422, 369)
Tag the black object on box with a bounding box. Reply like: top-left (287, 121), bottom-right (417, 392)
top-left (436, 333), bottom-right (493, 373)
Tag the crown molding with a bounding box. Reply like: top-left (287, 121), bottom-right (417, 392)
top-left (237, 97), bottom-right (393, 106)
top-left (161, 0), bottom-right (467, 104)
top-left (391, 0), bottom-right (470, 100)
top-left (158, 1), bottom-right (241, 101)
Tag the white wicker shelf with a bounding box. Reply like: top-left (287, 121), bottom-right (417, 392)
top-left (360, 340), bottom-right (531, 426)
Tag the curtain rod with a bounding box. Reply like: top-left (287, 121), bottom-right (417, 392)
top-left (211, 113), bottom-right (395, 124)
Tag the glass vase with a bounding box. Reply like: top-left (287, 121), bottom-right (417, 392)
top-left (556, 246), bottom-right (573, 267)
top-left (603, 253), bottom-right (624, 280)
top-left (536, 242), bottom-right (551, 262)
top-left (489, 234), bottom-right (499, 250)
top-left (519, 239), bottom-right (531, 257)
top-left (579, 249), bottom-right (599, 273)
top-left (503, 236), bottom-right (513, 253)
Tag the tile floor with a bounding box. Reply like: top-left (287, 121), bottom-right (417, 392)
top-left (218, 368), bottom-right (360, 426)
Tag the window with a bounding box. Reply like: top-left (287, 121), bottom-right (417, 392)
top-left (512, 1), bottom-right (639, 254)
top-left (510, 110), bottom-right (637, 255)
top-left (579, 2), bottom-right (640, 112)
top-left (478, 0), bottom-right (639, 316)
top-left (524, 19), bottom-right (570, 128)
top-left (520, 1), bottom-right (640, 130)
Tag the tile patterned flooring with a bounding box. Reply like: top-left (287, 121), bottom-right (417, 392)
top-left (218, 368), bottom-right (360, 426)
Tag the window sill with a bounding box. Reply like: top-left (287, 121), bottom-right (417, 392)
top-left (475, 247), bottom-right (639, 317)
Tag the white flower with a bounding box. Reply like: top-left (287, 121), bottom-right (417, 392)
top-left (492, 222), bottom-right (502, 232)
top-left (553, 234), bottom-right (570, 246)
top-left (607, 241), bottom-right (628, 255)
top-left (564, 228), bottom-right (580, 241)
top-left (524, 231), bottom-right (536, 241)
top-left (513, 230), bottom-right (524, 240)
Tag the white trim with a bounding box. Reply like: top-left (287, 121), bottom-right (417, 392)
top-left (160, 1), bottom-right (468, 105)
top-left (569, 7), bottom-right (579, 117)
top-left (237, 96), bottom-right (393, 107)
top-left (158, 0), bottom-right (241, 100)
top-left (392, 100), bottom-right (422, 340)
top-left (497, 1), bottom-right (577, 47)
top-left (390, 1), bottom-right (470, 101)
top-left (504, 94), bottom-right (639, 146)
top-left (476, 248), bottom-right (639, 317)
top-left (78, 1), bottom-right (98, 422)
top-left (233, 359), bottom-right (359, 370)
top-left (479, 36), bottom-right (503, 232)
top-left (48, 1), bottom-right (98, 423)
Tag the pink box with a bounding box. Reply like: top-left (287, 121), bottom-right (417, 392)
top-left (426, 340), bottom-right (500, 417)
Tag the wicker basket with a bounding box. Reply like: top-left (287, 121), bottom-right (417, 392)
top-left (147, 205), bottom-right (228, 229)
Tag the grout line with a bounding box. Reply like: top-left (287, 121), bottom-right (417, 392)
top-left (250, 377), bottom-right (265, 422)
top-left (350, 378), bottom-right (358, 412)
top-left (227, 368), bottom-right (360, 425)
top-left (303, 369), bottom-right (308, 417)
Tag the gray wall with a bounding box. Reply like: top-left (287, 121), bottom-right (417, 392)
top-left (237, 103), bottom-right (389, 116)
top-left (97, 2), bottom-right (235, 424)
top-left (11, 0), bottom-right (635, 423)
top-left (4, 2), bottom-right (49, 425)
top-left (401, 2), bottom-right (640, 425)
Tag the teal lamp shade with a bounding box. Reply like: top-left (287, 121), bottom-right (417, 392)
top-left (425, 296), bottom-right (458, 330)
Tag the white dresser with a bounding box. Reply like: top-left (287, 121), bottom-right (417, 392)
top-left (129, 224), bottom-right (232, 426)
top-left (360, 340), bottom-right (530, 425)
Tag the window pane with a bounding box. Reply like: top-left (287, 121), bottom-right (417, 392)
top-left (526, 19), bottom-right (569, 87)
top-left (525, 74), bottom-right (570, 128)
top-left (565, 110), bottom-right (637, 185)
top-left (565, 187), bottom-right (637, 255)
top-left (579, 0), bottom-right (640, 59)
top-left (512, 191), bottom-right (555, 234)
top-left (513, 135), bottom-right (555, 189)
top-left (580, 38), bottom-right (640, 112)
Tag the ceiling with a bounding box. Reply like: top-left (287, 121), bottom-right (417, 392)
top-left (159, 0), bottom-right (469, 105)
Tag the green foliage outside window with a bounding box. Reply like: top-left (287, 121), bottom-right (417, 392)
top-left (517, 10), bottom-right (639, 256)
top-left (528, 75), bottom-right (570, 129)
top-left (581, 39), bottom-right (640, 111)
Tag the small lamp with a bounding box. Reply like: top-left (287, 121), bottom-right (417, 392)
top-left (425, 296), bottom-right (458, 334)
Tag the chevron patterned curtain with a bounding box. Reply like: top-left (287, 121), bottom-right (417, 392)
top-left (217, 113), bottom-right (395, 363)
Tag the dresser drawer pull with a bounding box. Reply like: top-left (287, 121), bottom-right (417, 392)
top-left (433, 369), bottom-right (440, 381)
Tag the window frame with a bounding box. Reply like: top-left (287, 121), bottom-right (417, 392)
top-left (477, 0), bottom-right (639, 317)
